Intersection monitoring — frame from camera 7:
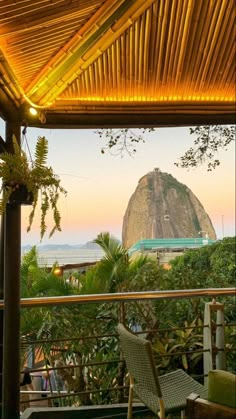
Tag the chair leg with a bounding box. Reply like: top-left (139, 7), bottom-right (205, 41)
top-left (159, 398), bottom-right (165, 419)
top-left (128, 374), bottom-right (134, 419)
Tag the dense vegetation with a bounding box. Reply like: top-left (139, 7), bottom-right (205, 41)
top-left (20, 235), bottom-right (235, 407)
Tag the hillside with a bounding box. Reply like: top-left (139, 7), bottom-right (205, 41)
top-left (122, 168), bottom-right (216, 248)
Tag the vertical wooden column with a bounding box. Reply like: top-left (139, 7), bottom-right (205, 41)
top-left (0, 215), bottom-right (4, 418)
top-left (203, 300), bottom-right (226, 386)
top-left (2, 122), bottom-right (21, 419)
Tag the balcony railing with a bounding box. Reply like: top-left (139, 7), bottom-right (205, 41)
top-left (12, 287), bottom-right (235, 417)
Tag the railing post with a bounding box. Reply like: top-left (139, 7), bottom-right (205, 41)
top-left (203, 300), bottom-right (226, 385)
top-left (215, 306), bottom-right (226, 370)
top-left (0, 214), bottom-right (4, 418)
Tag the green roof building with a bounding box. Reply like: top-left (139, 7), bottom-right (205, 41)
top-left (129, 238), bottom-right (216, 266)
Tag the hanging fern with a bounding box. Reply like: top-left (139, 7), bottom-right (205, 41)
top-left (0, 135), bottom-right (67, 240)
top-left (34, 136), bottom-right (48, 169)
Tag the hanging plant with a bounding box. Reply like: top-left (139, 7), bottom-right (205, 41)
top-left (0, 135), bottom-right (67, 239)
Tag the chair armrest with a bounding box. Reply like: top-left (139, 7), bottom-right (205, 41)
top-left (187, 393), bottom-right (236, 419)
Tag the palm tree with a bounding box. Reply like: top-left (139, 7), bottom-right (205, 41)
top-left (93, 232), bottom-right (129, 292)
top-left (81, 232), bottom-right (163, 294)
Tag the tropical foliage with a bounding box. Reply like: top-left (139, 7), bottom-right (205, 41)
top-left (20, 236), bottom-right (235, 407)
top-left (153, 318), bottom-right (204, 376)
top-left (80, 232), bottom-right (163, 294)
top-left (21, 246), bottom-right (80, 339)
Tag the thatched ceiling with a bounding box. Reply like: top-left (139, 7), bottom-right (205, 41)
top-left (0, 0), bottom-right (235, 128)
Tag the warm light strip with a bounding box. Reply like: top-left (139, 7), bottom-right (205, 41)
top-left (57, 95), bottom-right (235, 102)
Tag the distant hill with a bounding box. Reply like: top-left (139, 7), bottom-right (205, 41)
top-left (36, 244), bottom-right (83, 251)
top-left (21, 241), bottom-right (104, 265)
top-left (21, 245), bottom-right (33, 252)
top-left (80, 241), bottom-right (101, 250)
top-left (122, 168), bottom-right (216, 248)
top-left (21, 242), bottom-right (98, 253)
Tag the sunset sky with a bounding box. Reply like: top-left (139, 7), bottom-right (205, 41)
top-left (0, 118), bottom-right (235, 246)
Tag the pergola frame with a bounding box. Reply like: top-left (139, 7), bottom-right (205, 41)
top-left (0, 1), bottom-right (235, 418)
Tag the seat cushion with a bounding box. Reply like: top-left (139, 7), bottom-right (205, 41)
top-left (208, 370), bottom-right (236, 409)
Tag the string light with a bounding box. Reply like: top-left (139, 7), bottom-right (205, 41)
top-left (61, 95), bottom-right (235, 102)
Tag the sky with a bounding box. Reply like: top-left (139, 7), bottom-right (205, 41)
top-left (0, 118), bottom-right (235, 246)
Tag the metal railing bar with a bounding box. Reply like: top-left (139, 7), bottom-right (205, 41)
top-left (20, 345), bottom-right (236, 375)
top-left (17, 292), bottom-right (235, 410)
top-left (20, 390), bottom-right (68, 394)
top-left (226, 347), bottom-right (236, 352)
top-left (20, 325), bottom-right (205, 346)
top-left (25, 345), bottom-right (236, 375)
top-left (21, 322), bottom-right (235, 345)
top-left (135, 325), bottom-right (207, 334)
top-left (19, 384), bottom-right (129, 403)
top-left (20, 345), bottom-right (235, 374)
top-left (21, 333), bottom-right (119, 345)
top-left (1, 287), bottom-right (235, 308)
top-left (21, 358), bottom-right (122, 374)
top-left (20, 347), bottom-right (212, 375)
top-left (153, 348), bottom-right (213, 357)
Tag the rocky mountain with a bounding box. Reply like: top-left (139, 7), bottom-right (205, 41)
top-left (122, 168), bottom-right (216, 248)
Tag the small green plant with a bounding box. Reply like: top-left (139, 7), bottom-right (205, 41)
top-left (153, 318), bottom-right (204, 375)
top-left (0, 135), bottom-right (67, 239)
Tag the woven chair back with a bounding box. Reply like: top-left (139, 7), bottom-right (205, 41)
top-left (117, 324), bottom-right (162, 400)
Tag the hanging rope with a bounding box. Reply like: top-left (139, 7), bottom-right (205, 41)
top-left (21, 121), bottom-right (34, 165)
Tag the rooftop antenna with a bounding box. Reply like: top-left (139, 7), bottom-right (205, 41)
top-left (221, 215), bottom-right (224, 238)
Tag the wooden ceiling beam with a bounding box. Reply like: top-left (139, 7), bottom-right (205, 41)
top-left (25, 109), bottom-right (235, 129)
top-left (0, 86), bottom-right (21, 123)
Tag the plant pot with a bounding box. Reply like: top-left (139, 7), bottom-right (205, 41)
top-left (8, 185), bottom-right (33, 206)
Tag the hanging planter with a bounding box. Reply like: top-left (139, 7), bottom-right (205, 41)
top-left (0, 135), bottom-right (67, 239)
top-left (7, 184), bottom-right (34, 206)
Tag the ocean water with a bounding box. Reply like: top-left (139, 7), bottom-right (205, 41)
top-left (22, 248), bottom-right (105, 267)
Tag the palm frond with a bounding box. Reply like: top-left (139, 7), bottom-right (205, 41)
top-left (95, 232), bottom-right (128, 262)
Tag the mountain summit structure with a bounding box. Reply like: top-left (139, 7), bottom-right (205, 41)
top-left (122, 168), bottom-right (216, 248)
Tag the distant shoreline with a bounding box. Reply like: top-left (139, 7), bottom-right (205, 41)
top-left (21, 244), bottom-right (105, 266)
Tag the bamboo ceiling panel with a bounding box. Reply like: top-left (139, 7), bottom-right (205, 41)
top-left (0, 0), bottom-right (235, 127)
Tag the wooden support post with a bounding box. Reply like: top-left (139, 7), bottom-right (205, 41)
top-left (203, 301), bottom-right (226, 386)
top-left (0, 125), bottom-right (6, 418)
top-left (2, 122), bottom-right (21, 419)
top-left (215, 308), bottom-right (226, 370)
top-left (0, 215), bottom-right (4, 418)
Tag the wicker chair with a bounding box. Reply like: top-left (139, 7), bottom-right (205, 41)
top-left (117, 323), bottom-right (207, 419)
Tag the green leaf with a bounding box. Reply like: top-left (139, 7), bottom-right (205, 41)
top-left (182, 354), bottom-right (188, 370)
